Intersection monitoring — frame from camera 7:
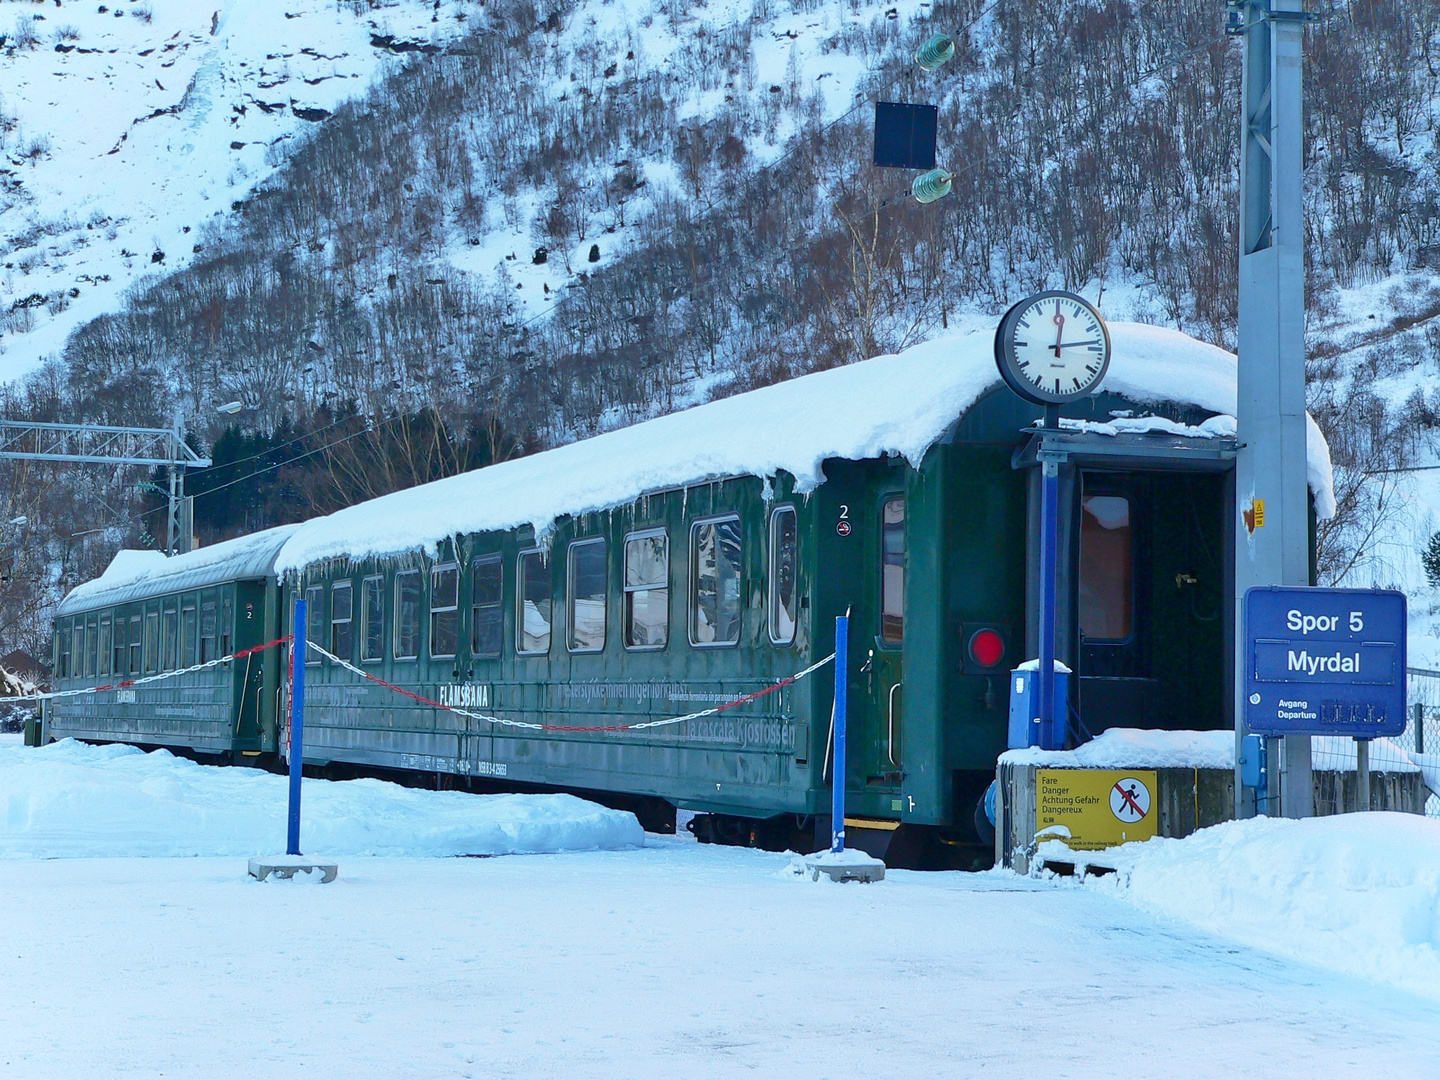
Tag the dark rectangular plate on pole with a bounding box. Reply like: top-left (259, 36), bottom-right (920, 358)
top-left (873, 101), bottom-right (938, 170)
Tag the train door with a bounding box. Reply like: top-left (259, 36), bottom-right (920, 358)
top-left (860, 493), bottom-right (906, 787)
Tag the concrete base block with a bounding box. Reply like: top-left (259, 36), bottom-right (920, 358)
top-left (248, 856), bottom-right (338, 884)
top-left (803, 850), bottom-right (886, 883)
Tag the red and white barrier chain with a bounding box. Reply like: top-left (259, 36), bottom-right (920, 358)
top-left (5, 635), bottom-right (293, 703)
top-left (303, 639), bottom-right (834, 733)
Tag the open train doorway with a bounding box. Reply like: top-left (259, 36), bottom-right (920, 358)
top-left (1075, 471), bottom-right (1229, 736)
top-left (1020, 424), bottom-right (1237, 744)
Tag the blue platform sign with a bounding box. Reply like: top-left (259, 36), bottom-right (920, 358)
top-left (1244, 586), bottom-right (1407, 738)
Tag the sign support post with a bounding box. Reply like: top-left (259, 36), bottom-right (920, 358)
top-left (1234, 0), bottom-right (1315, 818)
top-left (1356, 739), bottom-right (1370, 811)
top-left (831, 613), bottom-right (848, 854)
top-left (287, 597), bottom-right (306, 857)
top-left (1037, 406), bottom-right (1061, 747)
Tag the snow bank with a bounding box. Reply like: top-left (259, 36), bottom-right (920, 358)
top-left (1001, 728), bottom-right (1420, 773)
top-left (1086, 814), bottom-right (1440, 1001)
top-left (0, 740), bottom-right (643, 858)
top-left (276, 321), bottom-right (1338, 572)
top-left (1000, 728), bottom-right (1236, 770)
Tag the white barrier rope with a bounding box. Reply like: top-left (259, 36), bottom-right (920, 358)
top-left (303, 639), bottom-right (834, 733)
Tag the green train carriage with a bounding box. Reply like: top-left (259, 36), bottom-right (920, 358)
top-left (47, 323), bottom-right (1331, 860)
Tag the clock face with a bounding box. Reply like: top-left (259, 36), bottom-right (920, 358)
top-left (994, 291), bottom-right (1112, 405)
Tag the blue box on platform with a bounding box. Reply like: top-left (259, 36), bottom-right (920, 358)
top-left (1007, 666), bottom-right (1069, 750)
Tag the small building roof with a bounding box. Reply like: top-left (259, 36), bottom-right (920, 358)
top-left (56, 524), bottom-right (301, 616)
top-left (272, 320), bottom-right (1336, 574)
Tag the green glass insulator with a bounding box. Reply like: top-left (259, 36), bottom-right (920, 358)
top-left (912, 168), bottom-right (953, 204)
top-left (915, 33), bottom-right (956, 72)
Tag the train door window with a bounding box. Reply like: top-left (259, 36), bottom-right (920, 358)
top-left (1079, 495), bottom-right (1133, 640)
top-left (880, 496), bottom-right (905, 643)
top-left (143, 611), bottom-right (160, 673)
top-left (624, 530), bottom-right (668, 650)
top-left (199, 603), bottom-right (217, 664)
top-left (517, 550), bottom-right (552, 655)
top-left (98, 617), bottom-right (111, 677)
top-left (181, 603), bottom-right (197, 667)
top-left (471, 555), bottom-right (503, 659)
top-left (567, 539), bottom-right (607, 653)
top-left (221, 598), bottom-right (233, 658)
top-left (162, 607), bottom-right (178, 671)
top-left (57, 621), bottom-right (70, 678)
top-left (430, 565), bottom-right (459, 659)
top-left (394, 570), bottom-right (421, 660)
top-left (305, 586), bottom-right (325, 664)
top-left (362, 575), bottom-right (384, 663)
top-left (690, 516), bottom-right (742, 647)
top-left (129, 615), bottom-right (142, 672)
top-left (768, 506), bottom-right (798, 646)
top-left (331, 582), bottom-right (353, 661)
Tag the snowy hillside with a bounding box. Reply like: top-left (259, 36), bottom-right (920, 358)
top-left (0, 0), bottom-right (465, 381)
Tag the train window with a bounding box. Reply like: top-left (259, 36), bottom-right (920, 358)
top-left (624, 530), bottom-right (668, 650)
top-left (362, 575), bottom-right (384, 663)
top-left (181, 604), bottom-right (197, 667)
top-left (471, 556), bottom-right (502, 659)
top-left (517, 550), bottom-right (552, 655)
top-left (162, 607), bottom-right (177, 671)
top-left (305, 586), bottom-right (325, 665)
top-left (144, 611), bottom-right (160, 674)
top-left (394, 570), bottom-right (421, 660)
top-left (331, 582), bottom-right (353, 661)
top-left (199, 604), bottom-right (217, 664)
top-left (690, 516), bottom-right (742, 647)
top-left (98, 618), bottom-right (111, 677)
top-left (567, 539), bottom-right (607, 653)
top-left (72, 622), bottom-right (84, 678)
top-left (113, 617), bottom-right (127, 675)
top-left (129, 615), bottom-right (141, 672)
top-left (1079, 495), bottom-right (1133, 640)
top-left (221, 598), bottom-right (233, 658)
top-left (83, 619), bottom-right (97, 678)
top-left (880, 496), bottom-right (905, 643)
top-left (768, 506), bottom-right (798, 646)
top-left (56, 621), bottom-right (70, 679)
top-left (430, 564), bottom-right (459, 659)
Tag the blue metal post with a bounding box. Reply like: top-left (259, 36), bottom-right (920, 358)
top-left (286, 598), bottom-right (306, 856)
top-left (831, 614), bottom-right (849, 853)
top-left (1037, 460), bottom-right (1059, 748)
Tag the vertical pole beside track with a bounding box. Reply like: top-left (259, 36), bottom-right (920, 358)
top-left (831, 614), bottom-right (849, 853)
top-left (287, 598), bottom-right (306, 857)
top-left (1037, 405), bottom-right (1061, 749)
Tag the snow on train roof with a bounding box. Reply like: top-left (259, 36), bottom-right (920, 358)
top-left (273, 320), bottom-right (1336, 573)
top-left (57, 524), bottom-right (301, 615)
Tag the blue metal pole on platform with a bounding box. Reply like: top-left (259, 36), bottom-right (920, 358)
top-left (286, 597), bottom-right (306, 856)
top-left (831, 614), bottom-right (848, 853)
top-left (1037, 458), bottom-right (1059, 748)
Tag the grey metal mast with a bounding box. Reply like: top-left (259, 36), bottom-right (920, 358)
top-left (1233, 0), bottom-right (1314, 817)
top-left (0, 419), bottom-right (210, 555)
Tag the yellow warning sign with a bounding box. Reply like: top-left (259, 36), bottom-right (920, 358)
top-left (1036, 769), bottom-right (1158, 851)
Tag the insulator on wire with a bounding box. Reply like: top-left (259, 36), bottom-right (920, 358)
top-left (915, 33), bottom-right (956, 72)
top-left (912, 168), bottom-right (953, 204)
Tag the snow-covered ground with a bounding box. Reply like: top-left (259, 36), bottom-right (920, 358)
top-left (0, 738), bottom-right (643, 857)
top-left (1, 841), bottom-right (1437, 1077)
top-left (2, 739), bottom-right (1439, 1076)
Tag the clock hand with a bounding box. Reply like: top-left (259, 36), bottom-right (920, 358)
top-left (1052, 304), bottom-right (1065, 358)
top-left (1054, 339), bottom-right (1101, 349)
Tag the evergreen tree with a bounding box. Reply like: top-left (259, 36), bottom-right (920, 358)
top-left (1423, 532), bottom-right (1440, 589)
